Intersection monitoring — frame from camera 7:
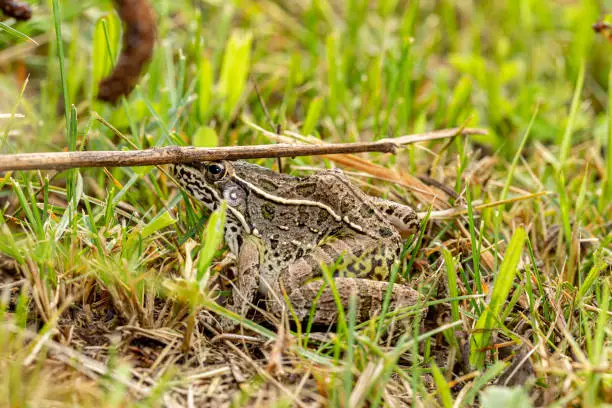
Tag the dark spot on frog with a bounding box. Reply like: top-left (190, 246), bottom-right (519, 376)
top-left (346, 262), bottom-right (367, 275)
top-left (372, 257), bottom-right (384, 269)
top-left (379, 227), bottom-right (394, 237)
top-left (258, 179), bottom-right (278, 192)
top-left (270, 238), bottom-right (279, 250)
top-left (294, 182), bottom-right (317, 197)
top-left (316, 208), bottom-right (329, 224)
top-left (403, 214), bottom-right (416, 224)
top-left (261, 202), bottom-right (276, 220)
top-left (359, 204), bottom-right (375, 218)
top-left (297, 206), bottom-right (310, 226)
top-left (340, 195), bottom-right (354, 213)
top-left (386, 257), bottom-right (395, 269)
top-left (325, 225), bottom-right (343, 240)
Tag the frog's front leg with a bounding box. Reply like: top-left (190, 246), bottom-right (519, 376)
top-left (205, 235), bottom-right (262, 331)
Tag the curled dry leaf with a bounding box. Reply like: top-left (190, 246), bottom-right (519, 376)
top-left (0, 0), bottom-right (32, 20)
top-left (97, 0), bottom-right (156, 104)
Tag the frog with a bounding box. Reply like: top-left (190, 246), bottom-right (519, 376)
top-left (171, 160), bottom-right (422, 330)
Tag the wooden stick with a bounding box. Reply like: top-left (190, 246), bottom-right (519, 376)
top-left (0, 127), bottom-right (486, 172)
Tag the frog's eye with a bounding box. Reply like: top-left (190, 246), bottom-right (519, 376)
top-left (206, 162), bottom-right (226, 181)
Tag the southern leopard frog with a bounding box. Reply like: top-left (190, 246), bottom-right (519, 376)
top-left (172, 160), bottom-right (422, 328)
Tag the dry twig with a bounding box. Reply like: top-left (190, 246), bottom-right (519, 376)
top-left (0, 127), bottom-right (486, 172)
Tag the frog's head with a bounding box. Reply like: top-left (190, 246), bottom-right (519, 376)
top-left (171, 161), bottom-right (248, 213)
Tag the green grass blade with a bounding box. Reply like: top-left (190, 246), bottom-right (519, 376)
top-left (218, 30), bottom-right (253, 118)
top-left (196, 201), bottom-right (226, 281)
top-left (559, 59), bottom-right (585, 167)
top-left (0, 21), bottom-right (38, 43)
top-left (442, 249), bottom-right (459, 322)
top-left (470, 227), bottom-right (526, 369)
top-left (606, 58), bottom-right (612, 202)
top-left (343, 291), bottom-right (357, 407)
top-left (431, 363), bottom-right (453, 408)
top-left (197, 57), bottom-right (213, 123)
top-left (465, 183), bottom-right (482, 294)
top-left (462, 361), bottom-right (508, 406)
top-left (302, 96), bottom-right (324, 136)
top-left (51, 0), bottom-right (71, 130)
top-left (325, 33), bottom-right (340, 117)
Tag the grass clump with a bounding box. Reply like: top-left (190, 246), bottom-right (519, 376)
top-left (1, 1), bottom-right (611, 406)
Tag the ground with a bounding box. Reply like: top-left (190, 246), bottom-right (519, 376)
top-left (0, 1), bottom-right (611, 407)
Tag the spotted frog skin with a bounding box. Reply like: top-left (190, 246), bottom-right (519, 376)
top-left (171, 160), bottom-right (422, 328)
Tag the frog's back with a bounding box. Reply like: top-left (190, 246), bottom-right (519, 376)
top-left (231, 162), bottom-right (343, 247)
top-left (233, 162), bottom-right (399, 242)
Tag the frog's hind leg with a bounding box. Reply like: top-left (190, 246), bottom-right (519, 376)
top-left (276, 233), bottom-right (399, 288)
top-left (275, 278), bottom-right (422, 326)
top-left (267, 236), bottom-right (422, 325)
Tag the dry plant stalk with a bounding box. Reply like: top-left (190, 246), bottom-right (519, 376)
top-left (0, 127), bottom-right (486, 172)
top-left (97, 0), bottom-right (156, 103)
